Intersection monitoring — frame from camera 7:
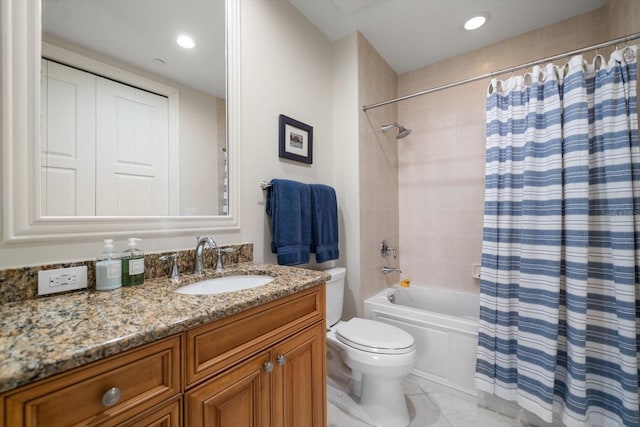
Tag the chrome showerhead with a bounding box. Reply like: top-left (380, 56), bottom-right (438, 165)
top-left (380, 123), bottom-right (411, 139)
top-left (396, 126), bottom-right (412, 138)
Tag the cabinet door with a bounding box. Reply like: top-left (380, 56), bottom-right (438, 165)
top-left (185, 350), bottom-right (271, 427)
top-left (273, 323), bottom-right (326, 427)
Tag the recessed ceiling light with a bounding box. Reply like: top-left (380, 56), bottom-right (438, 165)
top-left (177, 34), bottom-right (195, 49)
top-left (464, 13), bottom-right (490, 31)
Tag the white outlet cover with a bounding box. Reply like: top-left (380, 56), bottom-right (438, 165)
top-left (38, 266), bottom-right (88, 295)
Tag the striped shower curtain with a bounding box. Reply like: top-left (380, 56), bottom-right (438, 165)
top-left (476, 46), bottom-right (640, 427)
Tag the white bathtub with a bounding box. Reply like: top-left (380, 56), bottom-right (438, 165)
top-left (364, 285), bottom-right (479, 396)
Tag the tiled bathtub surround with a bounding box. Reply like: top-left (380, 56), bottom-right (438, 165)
top-left (396, 0), bottom-right (640, 294)
top-left (0, 243), bottom-right (253, 305)
top-left (0, 262), bottom-right (329, 393)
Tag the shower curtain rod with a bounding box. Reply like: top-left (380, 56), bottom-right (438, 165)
top-left (362, 31), bottom-right (640, 112)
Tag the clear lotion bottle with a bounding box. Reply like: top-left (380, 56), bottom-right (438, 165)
top-left (122, 238), bottom-right (145, 286)
top-left (96, 239), bottom-right (122, 291)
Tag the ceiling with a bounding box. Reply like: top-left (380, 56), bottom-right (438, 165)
top-left (42, 0), bottom-right (607, 98)
top-left (42, 0), bottom-right (225, 98)
top-left (288, 0), bottom-right (607, 74)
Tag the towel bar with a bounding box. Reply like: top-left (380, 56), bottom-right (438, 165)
top-left (260, 180), bottom-right (273, 190)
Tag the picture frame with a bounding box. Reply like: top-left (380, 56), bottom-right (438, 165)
top-left (279, 114), bottom-right (313, 164)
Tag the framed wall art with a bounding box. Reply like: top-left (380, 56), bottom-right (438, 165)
top-left (279, 114), bottom-right (313, 164)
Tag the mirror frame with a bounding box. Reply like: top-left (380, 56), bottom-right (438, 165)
top-left (1, 0), bottom-right (241, 243)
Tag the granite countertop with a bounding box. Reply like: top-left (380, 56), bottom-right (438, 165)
top-left (0, 262), bottom-right (330, 394)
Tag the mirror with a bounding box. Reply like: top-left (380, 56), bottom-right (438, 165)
top-left (1, 0), bottom-right (240, 242)
top-left (42, 0), bottom-right (227, 217)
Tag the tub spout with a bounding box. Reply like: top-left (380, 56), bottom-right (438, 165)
top-left (382, 266), bottom-right (402, 274)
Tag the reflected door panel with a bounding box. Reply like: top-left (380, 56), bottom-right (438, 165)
top-left (96, 79), bottom-right (170, 216)
top-left (41, 59), bottom-right (96, 216)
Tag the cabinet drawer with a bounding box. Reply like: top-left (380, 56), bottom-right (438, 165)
top-left (125, 397), bottom-right (181, 427)
top-left (4, 335), bottom-right (181, 427)
top-left (186, 285), bottom-right (324, 386)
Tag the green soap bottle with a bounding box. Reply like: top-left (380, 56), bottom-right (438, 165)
top-left (121, 238), bottom-right (144, 286)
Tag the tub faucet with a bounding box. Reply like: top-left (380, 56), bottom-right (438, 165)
top-left (194, 236), bottom-right (217, 274)
top-left (382, 266), bottom-right (402, 274)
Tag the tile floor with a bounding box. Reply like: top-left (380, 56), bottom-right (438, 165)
top-left (327, 376), bottom-right (524, 427)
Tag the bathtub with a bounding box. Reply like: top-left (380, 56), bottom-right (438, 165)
top-left (364, 285), bottom-right (479, 396)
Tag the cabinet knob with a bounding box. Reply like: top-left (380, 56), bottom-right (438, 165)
top-left (264, 361), bottom-right (273, 373)
top-left (101, 387), bottom-right (122, 407)
top-left (277, 354), bottom-right (287, 365)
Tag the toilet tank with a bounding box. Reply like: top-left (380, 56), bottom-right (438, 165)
top-left (323, 267), bottom-right (346, 328)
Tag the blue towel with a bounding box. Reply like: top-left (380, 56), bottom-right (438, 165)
top-left (310, 184), bottom-right (339, 263)
top-left (266, 179), bottom-right (311, 266)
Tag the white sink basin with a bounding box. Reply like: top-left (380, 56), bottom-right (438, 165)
top-left (175, 275), bottom-right (274, 295)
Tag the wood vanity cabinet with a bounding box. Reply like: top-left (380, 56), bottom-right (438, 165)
top-left (184, 285), bottom-right (326, 427)
top-left (1, 284), bottom-right (326, 427)
top-left (2, 335), bottom-right (182, 427)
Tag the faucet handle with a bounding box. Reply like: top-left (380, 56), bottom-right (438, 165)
top-left (380, 240), bottom-right (398, 259)
top-left (160, 253), bottom-right (180, 280)
top-left (214, 247), bottom-right (236, 272)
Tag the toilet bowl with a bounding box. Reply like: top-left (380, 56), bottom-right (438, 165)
top-left (324, 267), bottom-right (417, 427)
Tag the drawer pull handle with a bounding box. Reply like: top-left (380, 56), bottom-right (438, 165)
top-left (264, 361), bottom-right (273, 373)
top-left (277, 354), bottom-right (287, 365)
top-left (102, 387), bottom-right (122, 407)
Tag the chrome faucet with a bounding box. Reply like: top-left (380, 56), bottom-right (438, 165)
top-left (382, 266), bottom-right (402, 274)
top-left (194, 236), bottom-right (217, 274)
top-left (380, 240), bottom-right (398, 259)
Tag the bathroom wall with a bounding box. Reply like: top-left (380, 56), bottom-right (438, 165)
top-left (240, 0), bottom-right (374, 320)
top-left (396, 0), bottom-right (640, 294)
top-left (238, 0), bottom-right (336, 263)
top-left (358, 34), bottom-right (400, 314)
top-left (332, 32), bottom-right (361, 320)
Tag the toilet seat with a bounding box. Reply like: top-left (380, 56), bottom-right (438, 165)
top-left (335, 318), bottom-right (415, 355)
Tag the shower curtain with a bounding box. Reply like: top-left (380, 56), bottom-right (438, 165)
top-left (476, 46), bottom-right (640, 427)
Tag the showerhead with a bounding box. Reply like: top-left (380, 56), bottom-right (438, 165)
top-left (380, 123), bottom-right (412, 139)
top-left (396, 126), bottom-right (411, 138)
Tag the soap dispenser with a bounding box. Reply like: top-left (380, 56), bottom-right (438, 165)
top-left (96, 239), bottom-right (121, 291)
top-left (122, 238), bottom-right (145, 286)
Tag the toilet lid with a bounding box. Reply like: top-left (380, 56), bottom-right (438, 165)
top-left (335, 318), bottom-right (415, 355)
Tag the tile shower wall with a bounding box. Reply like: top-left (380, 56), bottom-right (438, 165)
top-left (358, 33), bottom-right (400, 314)
top-left (397, 0), bottom-right (638, 293)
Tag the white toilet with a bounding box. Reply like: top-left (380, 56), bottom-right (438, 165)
top-left (324, 267), bottom-right (417, 427)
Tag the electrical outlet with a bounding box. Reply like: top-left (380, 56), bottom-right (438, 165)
top-left (38, 266), bottom-right (88, 295)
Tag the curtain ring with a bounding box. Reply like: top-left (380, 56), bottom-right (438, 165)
top-left (623, 46), bottom-right (636, 63)
top-left (538, 68), bottom-right (546, 82)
